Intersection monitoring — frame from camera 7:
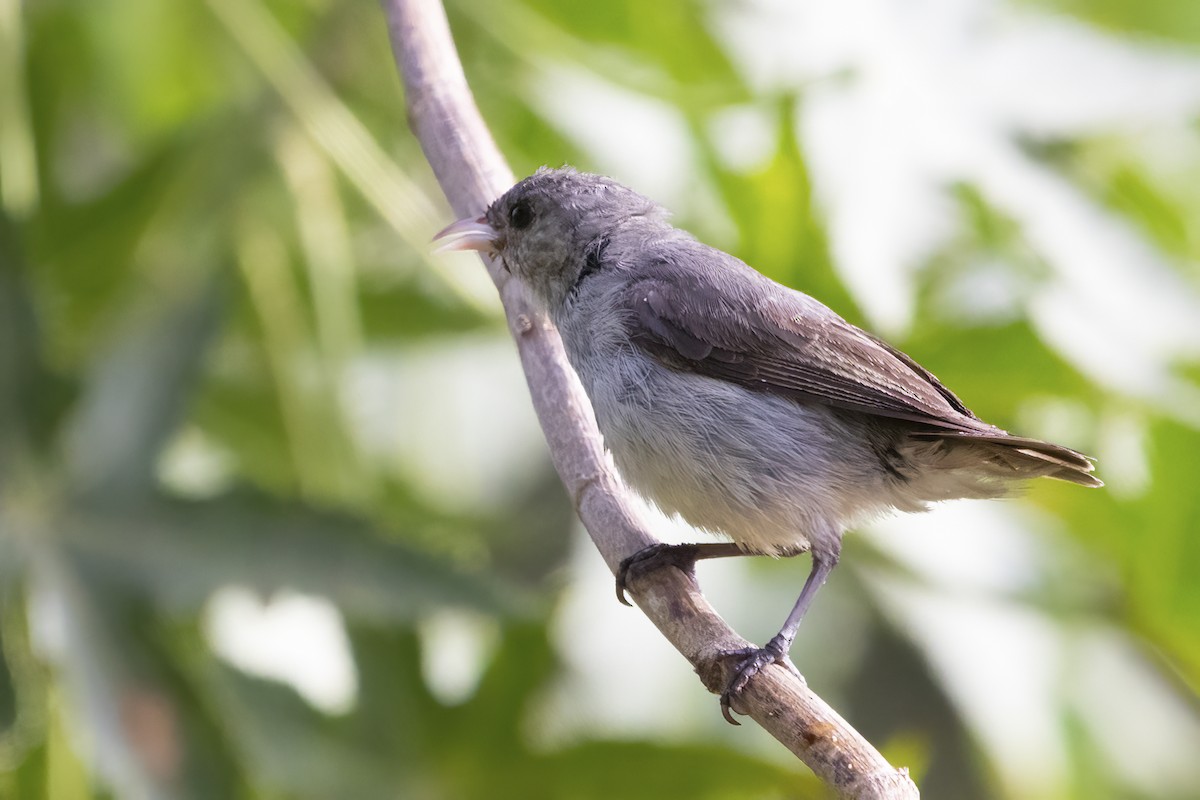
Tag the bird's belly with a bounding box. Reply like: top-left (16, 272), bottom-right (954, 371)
top-left (576, 350), bottom-right (882, 556)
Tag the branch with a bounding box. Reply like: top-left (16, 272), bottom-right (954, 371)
top-left (381, 2), bottom-right (920, 797)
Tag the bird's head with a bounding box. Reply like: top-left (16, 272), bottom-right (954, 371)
top-left (434, 167), bottom-right (666, 311)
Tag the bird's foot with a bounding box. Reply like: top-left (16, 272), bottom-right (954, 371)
top-left (718, 636), bottom-right (796, 725)
top-left (615, 543), bottom-right (700, 606)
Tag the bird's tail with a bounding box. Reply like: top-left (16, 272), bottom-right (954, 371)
top-left (909, 431), bottom-right (1103, 488)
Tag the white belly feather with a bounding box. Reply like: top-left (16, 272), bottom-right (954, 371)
top-left (559, 313), bottom-right (898, 557)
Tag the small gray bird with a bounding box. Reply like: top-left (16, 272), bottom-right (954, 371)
top-left (436, 167), bottom-right (1100, 723)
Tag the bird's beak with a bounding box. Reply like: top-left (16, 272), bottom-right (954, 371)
top-left (433, 215), bottom-right (499, 255)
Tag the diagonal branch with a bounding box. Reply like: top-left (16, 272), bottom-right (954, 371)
top-left (381, 1), bottom-right (920, 797)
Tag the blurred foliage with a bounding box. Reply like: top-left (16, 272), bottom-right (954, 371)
top-left (1, 0), bottom-right (1199, 799)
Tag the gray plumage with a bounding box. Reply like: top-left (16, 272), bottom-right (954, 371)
top-left (435, 166), bottom-right (1100, 721)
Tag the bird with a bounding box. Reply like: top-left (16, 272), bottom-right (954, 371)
top-left (435, 167), bottom-right (1101, 723)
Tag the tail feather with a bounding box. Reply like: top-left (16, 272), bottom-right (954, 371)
top-left (910, 431), bottom-right (1103, 488)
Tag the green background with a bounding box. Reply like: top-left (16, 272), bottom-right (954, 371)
top-left (1, 0), bottom-right (1198, 798)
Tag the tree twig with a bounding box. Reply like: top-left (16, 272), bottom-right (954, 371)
top-left (381, 2), bottom-right (920, 797)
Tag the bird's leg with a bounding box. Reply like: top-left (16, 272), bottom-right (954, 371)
top-left (718, 549), bottom-right (839, 725)
top-left (616, 542), bottom-right (751, 606)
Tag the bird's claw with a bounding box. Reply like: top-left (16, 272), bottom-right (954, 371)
top-left (717, 641), bottom-right (789, 725)
top-left (615, 543), bottom-right (698, 606)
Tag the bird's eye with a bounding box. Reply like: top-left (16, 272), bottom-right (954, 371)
top-left (509, 201), bottom-right (534, 230)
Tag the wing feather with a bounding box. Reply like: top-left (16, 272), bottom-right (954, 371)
top-left (623, 248), bottom-right (993, 433)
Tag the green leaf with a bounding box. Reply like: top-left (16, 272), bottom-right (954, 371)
top-left (197, 660), bottom-right (396, 800)
top-left (30, 138), bottom-right (189, 356)
top-left (1024, 0), bottom-right (1200, 45)
top-left (64, 278), bottom-right (223, 504)
top-left (0, 212), bottom-right (71, 462)
top-left (63, 492), bottom-right (531, 621)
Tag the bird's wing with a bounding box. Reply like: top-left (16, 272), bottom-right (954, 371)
top-left (623, 249), bottom-right (994, 433)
